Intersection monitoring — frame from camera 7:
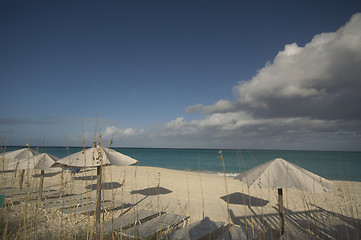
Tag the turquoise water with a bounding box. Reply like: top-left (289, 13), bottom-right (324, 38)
top-left (2, 146), bottom-right (361, 181)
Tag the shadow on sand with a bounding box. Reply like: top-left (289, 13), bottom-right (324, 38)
top-left (86, 182), bottom-right (123, 190)
top-left (169, 217), bottom-right (226, 239)
top-left (220, 192), bottom-right (269, 207)
top-left (130, 187), bottom-right (173, 196)
top-left (229, 204), bottom-right (361, 240)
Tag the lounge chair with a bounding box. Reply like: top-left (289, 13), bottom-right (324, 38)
top-left (107, 208), bottom-right (162, 233)
top-left (39, 196), bottom-right (93, 211)
top-left (1, 188), bottom-right (57, 197)
top-left (60, 200), bottom-right (129, 215)
top-left (5, 190), bottom-right (62, 206)
top-left (122, 212), bottom-right (189, 240)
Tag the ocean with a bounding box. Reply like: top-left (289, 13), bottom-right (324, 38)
top-left (2, 146), bottom-right (361, 182)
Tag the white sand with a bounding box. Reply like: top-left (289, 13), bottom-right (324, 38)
top-left (1, 164), bottom-right (361, 237)
top-left (103, 166), bottom-right (361, 222)
top-left (4, 165), bottom-right (360, 221)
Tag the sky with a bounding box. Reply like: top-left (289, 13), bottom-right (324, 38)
top-left (1, 0), bottom-right (361, 151)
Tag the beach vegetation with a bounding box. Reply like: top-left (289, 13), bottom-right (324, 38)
top-left (0, 139), bottom-right (360, 239)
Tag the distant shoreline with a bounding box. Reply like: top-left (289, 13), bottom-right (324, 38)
top-left (3, 145), bottom-right (361, 153)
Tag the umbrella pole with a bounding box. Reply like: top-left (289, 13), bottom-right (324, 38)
top-left (96, 165), bottom-right (102, 232)
top-left (39, 170), bottom-right (45, 200)
top-left (278, 188), bottom-right (285, 235)
top-left (19, 169), bottom-right (25, 190)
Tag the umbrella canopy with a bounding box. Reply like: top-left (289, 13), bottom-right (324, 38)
top-left (55, 146), bottom-right (138, 168)
top-left (7, 153), bottom-right (61, 171)
top-left (0, 148), bottom-right (38, 160)
top-left (55, 145), bottom-right (138, 230)
top-left (235, 158), bottom-right (333, 193)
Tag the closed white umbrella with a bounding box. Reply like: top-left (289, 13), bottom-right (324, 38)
top-left (56, 145), bottom-right (138, 229)
top-left (235, 158), bottom-right (333, 234)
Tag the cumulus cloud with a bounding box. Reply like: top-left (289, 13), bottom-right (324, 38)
top-left (148, 112), bottom-right (361, 150)
top-left (104, 126), bottom-right (144, 139)
top-left (189, 13), bottom-right (361, 120)
top-left (159, 112), bottom-right (252, 136)
top-left (170, 13), bottom-right (361, 150)
top-left (99, 14), bottom-right (361, 150)
top-left (186, 100), bottom-right (237, 114)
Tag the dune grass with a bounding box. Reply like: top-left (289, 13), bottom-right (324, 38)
top-left (1, 144), bottom-right (360, 240)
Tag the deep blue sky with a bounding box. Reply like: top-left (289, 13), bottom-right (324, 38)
top-left (1, 1), bottom-right (361, 150)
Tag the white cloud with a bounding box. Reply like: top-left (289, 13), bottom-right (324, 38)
top-left (185, 104), bottom-right (204, 113)
top-left (104, 126), bottom-right (144, 138)
top-left (186, 100), bottom-right (237, 114)
top-left (89, 13), bottom-right (361, 150)
top-left (189, 13), bottom-right (361, 120)
top-left (175, 13), bottom-right (361, 150)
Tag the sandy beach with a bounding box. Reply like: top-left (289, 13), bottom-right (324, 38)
top-left (1, 162), bottom-right (361, 239)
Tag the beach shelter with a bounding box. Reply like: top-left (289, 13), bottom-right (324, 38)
top-left (0, 148), bottom-right (38, 163)
top-left (235, 158), bottom-right (333, 193)
top-left (0, 148), bottom-right (38, 189)
top-left (55, 145), bottom-right (139, 229)
top-left (7, 153), bottom-right (61, 199)
top-left (7, 153), bottom-right (60, 171)
top-left (55, 145), bottom-right (138, 168)
top-left (235, 158), bottom-right (333, 234)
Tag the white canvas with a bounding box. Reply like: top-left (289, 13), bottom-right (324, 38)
top-left (8, 153), bottom-right (61, 171)
top-left (0, 148), bottom-right (38, 160)
top-left (235, 158), bottom-right (333, 193)
top-left (55, 145), bottom-right (138, 168)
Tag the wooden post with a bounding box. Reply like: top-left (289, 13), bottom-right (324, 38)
top-left (19, 169), bottom-right (25, 190)
top-left (96, 165), bottom-right (102, 231)
top-left (39, 170), bottom-right (45, 200)
top-left (278, 188), bottom-right (285, 235)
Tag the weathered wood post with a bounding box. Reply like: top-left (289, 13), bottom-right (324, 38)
top-left (19, 169), bottom-right (25, 190)
top-left (96, 165), bottom-right (102, 231)
top-left (278, 188), bottom-right (285, 235)
top-left (39, 170), bottom-right (45, 200)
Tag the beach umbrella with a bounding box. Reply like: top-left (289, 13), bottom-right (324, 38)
top-left (7, 153), bottom-right (62, 199)
top-left (235, 158), bottom-right (333, 234)
top-left (0, 148), bottom-right (38, 162)
top-left (55, 145), bottom-right (139, 229)
top-left (0, 148), bottom-right (38, 189)
top-left (7, 152), bottom-right (60, 171)
top-left (54, 145), bottom-right (138, 168)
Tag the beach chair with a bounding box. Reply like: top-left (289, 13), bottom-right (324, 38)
top-left (30, 194), bottom-right (82, 205)
top-left (169, 217), bottom-right (226, 240)
top-left (107, 208), bottom-right (162, 233)
top-left (5, 189), bottom-right (62, 206)
top-left (122, 212), bottom-right (189, 240)
top-left (1, 188), bottom-right (57, 197)
top-left (60, 200), bottom-right (128, 216)
top-left (0, 187), bottom-right (17, 193)
top-left (39, 195), bottom-right (93, 211)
